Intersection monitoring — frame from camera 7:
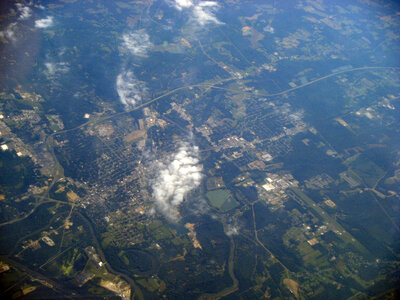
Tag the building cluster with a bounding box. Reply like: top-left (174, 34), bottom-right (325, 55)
top-left (257, 173), bottom-right (299, 209)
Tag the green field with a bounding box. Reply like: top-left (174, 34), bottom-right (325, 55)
top-left (350, 157), bottom-right (385, 187)
top-left (291, 188), bottom-right (369, 255)
top-left (206, 189), bottom-right (238, 212)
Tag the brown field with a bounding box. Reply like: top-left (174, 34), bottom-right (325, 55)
top-left (123, 130), bottom-right (147, 143)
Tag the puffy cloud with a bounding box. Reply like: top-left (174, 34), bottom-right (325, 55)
top-left (16, 4), bottom-right (32, 20)
top-left (35, 16), bottom-right (54, 29)
top-left (121, 30), bottom-right (153, 57)
top-left (0, 23), bottom-right (18, 42)
top-left (116, 69), bottom-right (148, 109)
top-left (171, 0), bottom-right (222, 26)
top-left (173, 0), bottom-right (194, 10)
top-left (152, 142), bottom-right (203, 220)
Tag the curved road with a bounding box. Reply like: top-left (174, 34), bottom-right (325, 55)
top-left (2, 65), bottom-right (399, 298)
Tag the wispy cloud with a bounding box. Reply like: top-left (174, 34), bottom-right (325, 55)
top-left (116, 69), bottom-right (148, 109)
top-left (226, 224), bottom-right (239, 236)
top-left (0, 23), bottom-right (18, 42)
top-left (152, 142), bottom-right (203, 220)
top-left (171, 0), bottom-right (222, 26)
top-left (16, 3), bottom-right (32, 20)
top-left (193, 4), bottom-right (221, 26)
top-left (44, 61), bottom-right (69, 76)
top-left (0, 4), bottom-right (32, 43)
top-left (35, 16), bottom-right (54, 29)
top-left (121, 30), bottom-right (153, 57)
top-left (116, 30), bottom-right (152, 109)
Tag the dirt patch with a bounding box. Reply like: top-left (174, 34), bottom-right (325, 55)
top-left (124, 130), bottom-right (147, 143)
top-left (283, 278), bottom-right (299, 298)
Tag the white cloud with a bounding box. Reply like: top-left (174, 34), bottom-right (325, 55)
top-left (173, 0), bottom-right (194, 10)
top-left (116, 69), bottom-right (148, 109)
top-left (35, 16), bottom-right (54, 29)
top-left (45, 62), bottom-right (56, 75)
top-left (193, 3), bottom-right (221, 26)
top-left (0, 23), bottom-right (18, 42)
top-left (226, 225), bottom-right (239, 236)
top-left (16, 4), bottom-right (32, 20)
top-left (152, 142), bottom-right (203, 220)
top-left (198, 1), bottom-right (219, 6)
top-left (121, 30), bottom-right (153, 57)
top-left (44, 61), bottom-right (69, 76)
top-left (290, 112), bottom-right (304, 122)
top-left (171, 0), bottom-right (222, 26)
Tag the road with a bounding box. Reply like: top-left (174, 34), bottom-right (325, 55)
top-left (209, 66), bottom-right (400, 97)
top-left (2, 64), bottom-right (399, 298)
